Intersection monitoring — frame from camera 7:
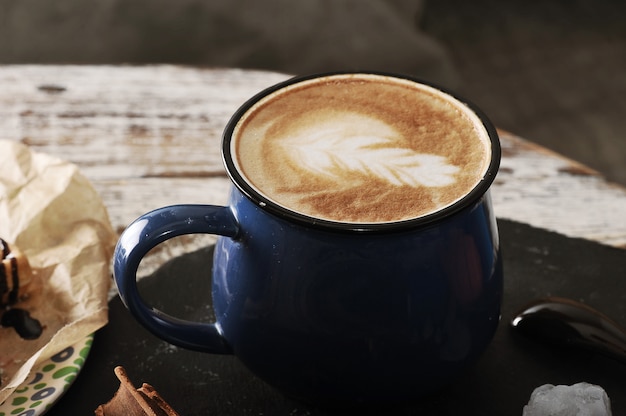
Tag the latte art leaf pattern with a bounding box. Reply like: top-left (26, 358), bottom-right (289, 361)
top-left (235, 75), bottom-right (492, 223)
top-left (281, 124), bottom-right (460, 188)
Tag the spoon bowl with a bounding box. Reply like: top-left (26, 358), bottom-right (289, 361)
top-left (510, 296), bottom-right (626, 364)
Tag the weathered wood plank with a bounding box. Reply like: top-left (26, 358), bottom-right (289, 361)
top-left (0, 65), bottom-right (288, 179)
top-left (1, 65), bottom-right (624, 261)
top-left (493, 131), bottom-right (626, 248)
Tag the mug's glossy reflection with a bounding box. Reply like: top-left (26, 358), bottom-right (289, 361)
top-left (113, 72), bottom-right (503, 405)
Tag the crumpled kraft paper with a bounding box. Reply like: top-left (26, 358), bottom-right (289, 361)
top-left (0, 140), bottom-right (115, 403)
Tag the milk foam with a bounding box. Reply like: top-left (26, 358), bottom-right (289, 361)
top-left (279, 110), bottom-right (460, 188)
top-left (232, 74), bottom-right (491, 224)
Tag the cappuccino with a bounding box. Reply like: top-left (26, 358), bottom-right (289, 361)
top-left (231, 73), bottom-right (492, 224)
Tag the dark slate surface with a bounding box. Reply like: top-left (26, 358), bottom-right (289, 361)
top-left (47, 219), bottom-right (626, 415)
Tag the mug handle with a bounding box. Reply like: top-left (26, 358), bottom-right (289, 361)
top-left (113, 204), bottom-right (239, 354)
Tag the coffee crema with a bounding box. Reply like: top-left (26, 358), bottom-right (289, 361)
top-left (231, 73), bottom-right (492, 224)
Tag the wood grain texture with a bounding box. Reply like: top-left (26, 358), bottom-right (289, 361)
top-left (494, 130), bottom-right (626, 249)
top-left (1, 65), bottom-right (624, 277)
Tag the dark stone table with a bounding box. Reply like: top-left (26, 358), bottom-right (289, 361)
top-left (47, 219), bottom-right (626, 415)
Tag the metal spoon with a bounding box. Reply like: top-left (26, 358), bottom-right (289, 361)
top-left (510, 296), bottom-right (626, 364)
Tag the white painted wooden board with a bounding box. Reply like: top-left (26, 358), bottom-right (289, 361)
top-left (1, 65), bottom-right (624, 266)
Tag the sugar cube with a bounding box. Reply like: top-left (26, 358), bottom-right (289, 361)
top-left (523, 382), bottom-right (612, 416)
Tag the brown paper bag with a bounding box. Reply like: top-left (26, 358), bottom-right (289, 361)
top-left (1, 140), bottom-right (115, 403)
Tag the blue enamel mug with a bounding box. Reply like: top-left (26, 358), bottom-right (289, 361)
top-left (114, 72), bottom-right (502, 405)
